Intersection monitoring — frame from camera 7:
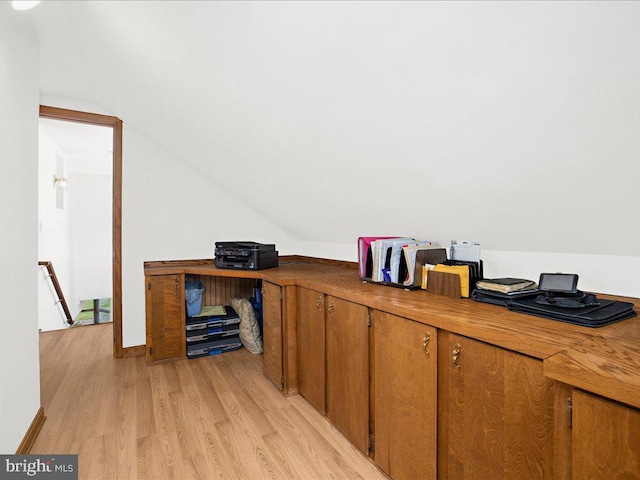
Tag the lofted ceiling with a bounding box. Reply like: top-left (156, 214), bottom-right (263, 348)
top-left (39, 118), bottom-right (113, 167)
top-left (28, 1), bottom-right (640, 255)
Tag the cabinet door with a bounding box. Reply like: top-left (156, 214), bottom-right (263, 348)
top-left (326, 296), bottom-right (369, 453)
top-left (372, 310), bottom-right (437, 480)
top-left (145, 274), bottom-right (185, 364)
top-left (262, 281), bottom-right (283, 390)
top-left (438, 332), bottom-right (559, 480)
top-left (296, 287), bottom-right (326, 414)
top-left (573, 390), bottom-right (640, 479)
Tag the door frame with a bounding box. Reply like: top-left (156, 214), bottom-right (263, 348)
top-left (39, 105), bottom-right (132, 358)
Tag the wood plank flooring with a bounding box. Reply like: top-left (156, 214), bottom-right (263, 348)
top-left (32, 324), bottom-right (387, 480)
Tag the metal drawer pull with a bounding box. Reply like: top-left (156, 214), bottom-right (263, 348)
top-left (453, 343), bottom-right (461, 373)
top-left (423, 331), bottom-right (431, 358)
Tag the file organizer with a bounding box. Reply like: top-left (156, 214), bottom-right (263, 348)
top-left (186, 323), bottom-right (240, 343)
top-left (186, 306), bottom-right (242, 359)
top-left (432, 264), bottom-right (470, 297)
top-left (425, 270), bottom-right (462, 298)
top-left (357, 237), bottom-right (482, 298)
top-left (186, 338), bottom-right (243, 359)
top-left (358, 236), bottom-right (401, 281)
top-left (358, 236), bottom-right (447, 289)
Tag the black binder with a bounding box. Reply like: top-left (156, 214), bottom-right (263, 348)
top-left (506, 296), bottom-right (636, 327)
top-left (471, 288), bottom-right (539, 307)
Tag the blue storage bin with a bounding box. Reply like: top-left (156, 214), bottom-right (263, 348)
top-left (185, 281), bottom-right (204, 317)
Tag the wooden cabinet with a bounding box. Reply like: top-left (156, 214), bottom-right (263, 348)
top-left (371, 310), bottom-right (437, 480)
top-left (145, 274), bottom-right (185, 364)
top-left (262, 281), bottom-right (284, 390)
top-left (296, 287), bottom-right (326, 414)
top-left (142, 260), bottom-right (640, 480)
top-left (437, 332), bottom-right (565, 480)
top-left (326, 295), bottom-right (369, 453)
top-left (572, 390), bottom-right (640, 479)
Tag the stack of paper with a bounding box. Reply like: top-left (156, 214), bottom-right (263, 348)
top-left (450, 240), bottom-right (481, 263)
top-left (371, 237), bottom-right (416, 283)
top-left (358, 236), bottom-right (400, 280)
top-left (400, 242), bottom-right (447, 287)
top-left (358, 237), bottom-right (448, 288)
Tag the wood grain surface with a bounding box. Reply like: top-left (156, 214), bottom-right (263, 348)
top-left (426, 270), bottom-right (462, 298)
top-left (438, 332), bottom-right (560, 480)
top-left (296, 287), bottom-right (326, 414)
top-left (16, 407), bottom-right (46, 454)
top-left (145, 274), bottom-right (185, 364)
top-left (33, 325), bottom-right (388, 480)
top-left (572, 390), bottom-right (640, 479)
top-left (262, 281), bottom-right (283, 391)
top-left (282, 285), bottom-right (299, 396)
top-left (372, 310), bottom-right (437, 480)
top-left (143, 259), bottom-right (640, 414)
top-left (326, 296), bottom-right (370, 454)
top-left (185, 274), bottom-right (256, 307)
top-left (545, 335), bottom-right (640, 409)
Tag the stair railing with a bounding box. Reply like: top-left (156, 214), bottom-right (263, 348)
top-left (38, 261), bottom-right (74, 326)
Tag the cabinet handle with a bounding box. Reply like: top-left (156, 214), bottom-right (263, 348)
top-left (175, 277), bottom-right (179, 291)
top-left (422, 331), bottom-right (431, 358)
top-left (316, 297), bottom-right (323, 312)
top-left (453, 343), bottom-right (461, 373)
top-left (328, 303), bottom-right (335, 315)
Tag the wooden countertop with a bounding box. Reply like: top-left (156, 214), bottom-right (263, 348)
top-left (144, 258), bottom-right (640, 409)
top-left (545, 336), bottom-right (640, 410)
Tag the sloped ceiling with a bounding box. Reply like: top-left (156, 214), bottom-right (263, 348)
top-left (39, 118), bottom-right (112, 166)
top-left (31, 1), bottom-right (640, 255)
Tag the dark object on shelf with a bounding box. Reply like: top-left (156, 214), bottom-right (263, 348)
top-left (441, 259), bottom-right (484, 295)
top-left (186, 323), bottom-right (240, 343)
top-left (186, 306), bottom-right (240, 331)
top-left (507, 295), bottom-right (636, 327)
top-left (538, 273), bottom-right (579, 295)
top-left (471, 288), bottom-right (540, 307)
top-left (535, 291), bottom-right (599, 308)
top-left (215, 241), bottom-right (278, 270)
top-left (186, 337), bottom-right (243, 358)
top-left (186, 306), bottom-right (241, 359)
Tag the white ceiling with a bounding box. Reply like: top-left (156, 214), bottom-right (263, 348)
top-left (27, 1), bottom-right (640, 255)
top-left (39, 117), bottom-right (112, 159)
top-left (39, 117), bottom-right (113, 175)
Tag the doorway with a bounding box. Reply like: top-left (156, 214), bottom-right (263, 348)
top-left (39, 106), bottom-right (125, 358)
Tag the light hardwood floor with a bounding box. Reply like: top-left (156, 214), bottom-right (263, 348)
top-left (32, 324), bottom-right (388, 480)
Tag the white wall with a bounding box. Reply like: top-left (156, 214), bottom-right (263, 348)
top-left (37, 127), bottom-right (73, 330)
top-left (34, 2), bottom-right (640, 353)
top-left (35, 2), bottom-right (639, 258)
top-left (39, 121), bottom-right (114, 326)
top-left (69, 171), bottom-right (112, 305)
top-left (0, 9), bottom-right (41, 453)
top-left (301, 241), bottom-right (640, 299)
top-left (120, 122), bottom-right (300, 347)
top-left (40, 95), bottom-right (301, 348)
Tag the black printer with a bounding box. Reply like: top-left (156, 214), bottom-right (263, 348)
top-left (214, 241), bottom-right (278, 270)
